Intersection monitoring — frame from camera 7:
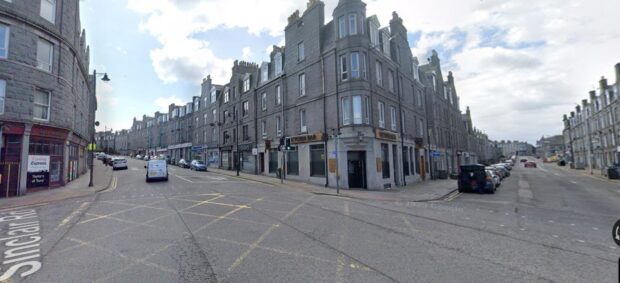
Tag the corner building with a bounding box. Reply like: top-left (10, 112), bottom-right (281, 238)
top-left (0, 0), bottom-right (94, 197)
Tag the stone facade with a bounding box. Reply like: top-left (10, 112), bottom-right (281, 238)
top-left (105, 0), bottom-right (496, 189)
top-left (563, 63), bottom-right (620, 171)
top-left (1, 0), bottom-right (94, 197)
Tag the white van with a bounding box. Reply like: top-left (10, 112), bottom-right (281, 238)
top-left (145, 159), bottom-right (168, 182)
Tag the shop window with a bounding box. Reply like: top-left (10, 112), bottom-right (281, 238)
top-left (310, 144), bottom-right (325, 177)
top-left (381, 143), bottom-right (390, 179)
top-left (403, 147), bottom-right (410, 176)
top-left (269, 149), bottom-right (278, 173)
top-left (287, 150), bottom-right (299, 175)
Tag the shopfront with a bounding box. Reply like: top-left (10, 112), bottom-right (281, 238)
top-left (238, 143), bottom-right (255, 173)
top-left (220, 146), bottom-right (233, 170)
top-left (29, 125), bottom-right (68, 189)
top-left (0, 123), bottom-right (25, 198)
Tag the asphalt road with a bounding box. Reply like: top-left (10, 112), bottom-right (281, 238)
top-left (1, 157), bottom-right (618, 282)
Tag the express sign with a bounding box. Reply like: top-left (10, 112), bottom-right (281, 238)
top-left (27, 156), bottom-right (50, 173)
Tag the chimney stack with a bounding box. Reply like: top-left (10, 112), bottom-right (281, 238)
top-left (589, 90), bottom-right (596, 100)
top-left (615, 63), bottom-right (620, 84)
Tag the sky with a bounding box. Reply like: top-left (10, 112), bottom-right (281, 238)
top-left (81, 0), bottom-right (620, 144)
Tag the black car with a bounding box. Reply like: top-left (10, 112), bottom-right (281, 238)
top-left (458, 164), bottom-right (495, 194)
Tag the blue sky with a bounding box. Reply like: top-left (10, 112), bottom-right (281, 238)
top-left (81, 0), bottom-right (620, 144)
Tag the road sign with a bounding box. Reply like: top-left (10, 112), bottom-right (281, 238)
top-left (613, 219), bottom-right (620, 247)
top-left (431, 151), bottom-right (441, 157)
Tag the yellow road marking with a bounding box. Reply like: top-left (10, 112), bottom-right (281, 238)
top-left (227, 196), bottom-right (313, 273)
top-left (56, 202), bottom-right (91, 229)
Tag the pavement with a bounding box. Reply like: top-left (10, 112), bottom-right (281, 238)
top-left (0, 156), bottom-right (618, 282)
top-left (205, 166), bottom-right (458, 202)
top-left (0, 161), bottom-right (114, 211)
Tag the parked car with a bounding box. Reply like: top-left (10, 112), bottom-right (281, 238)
top-left (497, 163), bottom-right (512, 171)
top-left (190, 160), bottom-right (207, 171)
top-left (525, 162), bottom-right (537, 168)
top-left (486, 166), bottom-right (505, 179)
top-left (520, 159), bottom-right (527, 163)
top-left (143, 155), bottom-right (150, 160)
top-left (487, 170), bottom-right (501, 188)
top-left (177, 159), bottom-right (189, 168)
top-left (145, 159), bottom-right (168, 182)
top-left (557, 160), bottom-right (566, 166)
top-left (492, 165), bottom-right (510, 177)
top-left (458, 164), bottom-right (496, 194)
top-left (135, 155), bottom-right (142, 160)
top-left (96, 153), bottom-right (106, 160)
top-left (111, 157), bottom-right (128, 170)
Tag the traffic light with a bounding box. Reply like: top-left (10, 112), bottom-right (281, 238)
top-left (285, 138), bottom-right (296, 151)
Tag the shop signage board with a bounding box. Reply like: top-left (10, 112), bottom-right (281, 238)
top-left (27, 155), bottom-right (50, 172)
top-left (252, 148), bottom-right (258, 155)
top-left (291, 133), bottom-right (324, 144)
top-left (27, 172), bottom-right (49, 188)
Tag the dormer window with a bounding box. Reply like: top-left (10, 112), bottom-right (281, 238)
top-left (243, 77), bottom-right (250, 92)
top-left (275, 53), bottom-right (283, 75)
top-left (224, 89), bottom-right (230, 103)
top-left (210, 87), bottom-right (216, 104)
top-left (261, 63), bottom-right (268, 83)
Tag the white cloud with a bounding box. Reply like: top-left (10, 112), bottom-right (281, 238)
top-left (242, 47), bottom-right (253, 61)
top-left (154, 96), bottom-right (185, 112)
top-left (96, 82), bottom-right (119, 107)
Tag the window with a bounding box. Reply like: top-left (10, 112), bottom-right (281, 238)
top-left (369, 21), bottom-right (379, 47)
top-left (348, 14), bottom-right (357, 35)
top-left (300, 109), bottom-right (307, 132)
top-left (269, 149), bottom-right (278, 173)
top-left (416, 90), bottom-right (422, 107)
top-left (361, 53), bottom-right (367, 79)
top-left (261, 93), bottom-right (267, 111)
top-left (0, 80), bottom-right (5, 114)
top-left (37, 39), bottom-right (53, 72)
top-left (381, 143), bottom-right (390, 179)
top-left (443, 87), bottom-right (448, 100)
top-left (287, 150), bottom-right (299, 175)
top-left (418, 119), bottom-right (424, 137)
top-left (40, 0), bottom-right (56, 24)
top-left (310, 144), bottom-right (325, 177)
top-left (204, 113), bottom-right (208, 124)
top-left (275, 85), bottom-right (281, 105)
top-left (412, 62), bottom-right (420, 81)
top-left (403, 147), bottom-right (410, 176)
top-left (0, 24), bottom-right (8, 59)
top-left (388, 69), bottom-right (395, 92)
top-left (364, 96), bottom-right (370, 124)
top-left (378, 102), bottom-right (385, 128)
top-left (351, 52), bottom-right (360, 78)
top-left (261, 63), bottom-right (268, 83)
top-left (224, 89), bottom-right (230, 103)
top-left (210, 88), bottom-right (216, 103)
top-left (242, 125), bottom-right (249, 140)
top-left (242, 101), bottom-right (249, 117)
top-left (212, 109), bottom-right (217, 122)
top-left (376, 61), bottom-right (383, 86)
top-left (194, 100), bottom-right (200, 111)
top-left (432, 74), bottom-right (437, 91)
top-left (243, 78), bottom-right (250, 92)
top-left (275, 53), bottom-right (283, 75)
top-left (340, 55), bottom-right (348, 81)
top-left (34, 89), bottom-right (50, 121)
top-left (261, 120), bottom-right (267, 137)
top-left (342, 97), bottom-right (351, 125)
top-left (390, 107), bottom-right (397, 131)
top-left (223, 110), bottom-right (228, 124)
top-left (212, 128), bottom-right (217, 142)
top-left (276, 116), bottom-right (281, 136)
top-left (338, 16), bottom-right (347, 39)
top-left (353, 96), bottom-right (362, 124)
top-left (298, 42), bottom-right (305, 62)
top-left (382, 32), bottom-right (390, 57)
top-left (401, 110), bottom-right (406, 133)
top-left (299, 74), bottom-right (306, 96)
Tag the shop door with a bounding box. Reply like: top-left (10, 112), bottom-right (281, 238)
top-left (259, 153), bottom-right (265, 173)
top-left (347, 151), bottom-right (366, 189)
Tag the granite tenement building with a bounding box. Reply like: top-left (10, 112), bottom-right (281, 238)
top-left (1, 0), bottom-right (95, 197)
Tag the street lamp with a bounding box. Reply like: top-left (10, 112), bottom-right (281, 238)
top-left (89, 70), bottom-right (110, 187)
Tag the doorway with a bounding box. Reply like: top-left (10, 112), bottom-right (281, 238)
top-left (347, 151), bottom-right (366, 189)
top-left (259, 153), bottom-right (265, 173)
top-left (392, 145), bottom-right (399, 186)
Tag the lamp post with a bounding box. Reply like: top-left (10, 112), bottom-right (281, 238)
top-left (89, 70), bottom-right (110, 187)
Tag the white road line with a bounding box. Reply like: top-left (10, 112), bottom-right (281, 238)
top-left (576, 239), bottom-right (585, 243)
top-left (592, 227), bottom-right (599, 231)
top-left (552, 235), bottom-right (559, 238)
top-left (553, 173), bottom-right (560, 176)
top-left (570, 223), bottom-right (575, 226)
top-left (570, 181), bottom-right (577, 184)
top-left (548, 220), bottom-right (554, 223)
